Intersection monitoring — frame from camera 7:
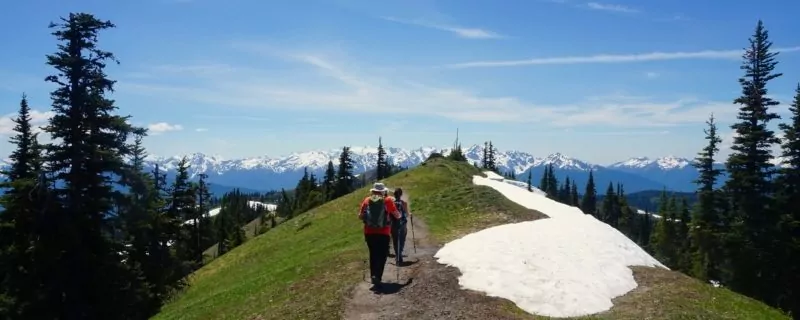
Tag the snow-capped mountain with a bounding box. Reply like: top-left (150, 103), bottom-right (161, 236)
top-left (131, 144), bottom-right (672, 193)
top-left (9, 144), bottom-right (785, 194)
top-left (609, 156), bottom-right (727, 191)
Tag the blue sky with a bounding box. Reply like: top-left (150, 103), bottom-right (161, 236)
top-left (1, 0), bottom-right (799, 164)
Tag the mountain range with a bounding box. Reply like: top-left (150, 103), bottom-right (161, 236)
top-left (2, 144), bottom-right (785, 196)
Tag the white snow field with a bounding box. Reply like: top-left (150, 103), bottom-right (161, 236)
top-left (434, 171), bottom-right (667, 318)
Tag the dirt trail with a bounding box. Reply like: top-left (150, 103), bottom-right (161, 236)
top-left (342, 216), bottom-right (524, 320)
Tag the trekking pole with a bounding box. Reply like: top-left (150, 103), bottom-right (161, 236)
top-left (410, 215), bottom-right (417, 254)
top-left (395, 231), bottom-right (401, 283)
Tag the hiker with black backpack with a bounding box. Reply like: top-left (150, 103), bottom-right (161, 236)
top-left (358, 182), bottom-right (401, 292)
top-left (390, 187), bottom-right (412, 264)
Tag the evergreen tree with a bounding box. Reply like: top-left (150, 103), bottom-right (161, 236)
top-left (195, 173), bottom-right (214, 263)
top-left (545, 164), bottom-right (558, 199)
top-left (0, 93), bottom-right (45, 318)
top-left (775, 84), bottom-right (800, 315)
top-left (322, 160), bottom-right (336, 201)
top-left (482, 142), bottom-right (489, 169)
top-left (617, 188), bottom-right (634, 237)
top-left (168, 157), bottom-right (198, 271)
top-left (526, 171), bottom-right (532, 192)
top-left (558, 177), bottom-right (571, 204)
top-left (690, 114), bottom-right (724, 281)
top-left (601, 182), bottom-right (616, 224)
top-left (570, 182), bottom-right (579, 207)
top-left (376, 137), bottom-right (389, 180)
top-left (676, 198), bottom-right (692, 273)
top-left (539, 166), bottom-right (550, 192)
top-left (39, 13), bottom-right (148, 318)
top-left (335, 147), bottom-right (356, 198)
top-left (724, 20), bottom-right (783, 300)
top-left (581, 170), bottom-right (597, 215)
top-left (650, 191), bottom-right (677, 268)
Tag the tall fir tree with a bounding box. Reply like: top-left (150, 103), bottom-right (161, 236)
top-left (723, 20), bottom-right (783, 301)
top-left (376, 137), bottom-right (389, 181)
top-left (526, 170), bottom-right (533, 192)
top-left (581, 170), bottom-right (597, 215)
top-left (570, 182), bottom-right (579, 207)
top-left (545, 164), bottom-right (558, 199)
top-left (775, 84), bottom-right (800, 315)
top-left (539, 166), bottom-right (550, 192)
top-left (0, 93), bottom-right (46, 318)
top-left (335, 146), bottom-right (356, 198)
top-left (558, 177), bottom-right (571, 204)
top-left (676, 198), bottom-right (692, 273)
top-left (601, 182), bottom-right (616, 224)
top-left (690, 114), bottom-right (724, 281)
top-left (322, 160), bottom-right (337, 201)
top-left (167, 157), bottom-right (198, 274)
top-left (650, 191), bottom-right (677, 267)
top-left (39, 13), bottom-right (148, 318)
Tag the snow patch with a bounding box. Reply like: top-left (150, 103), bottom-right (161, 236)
top-left (184, 200), bottom-right (277, 225)
top-left (434, 171), bottom-right (666, 318)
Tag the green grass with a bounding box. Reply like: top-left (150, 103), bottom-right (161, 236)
top-left (153, 158), bottom-right (790, 320)
top-left (153, 158), bottom-right (541, 320)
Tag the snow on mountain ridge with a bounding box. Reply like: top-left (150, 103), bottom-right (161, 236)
top-left (139, 144), bottom-right (597, 177)
top-left (610, 156), bottom-right (692, 170)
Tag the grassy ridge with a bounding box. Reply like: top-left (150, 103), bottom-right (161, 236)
top-left (153, 158), bottom-right (540, 320)
top-left (153, 158), bottom-right (789, 320)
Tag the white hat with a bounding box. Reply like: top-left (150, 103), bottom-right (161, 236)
top-left (370, 182), bottom-right (387, 193)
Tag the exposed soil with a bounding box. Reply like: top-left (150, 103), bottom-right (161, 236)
top-left (342, 217), bottom-right (529, 320)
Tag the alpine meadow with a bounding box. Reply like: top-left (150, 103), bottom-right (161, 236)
top-left (0, 2), bottom-right (799, 320)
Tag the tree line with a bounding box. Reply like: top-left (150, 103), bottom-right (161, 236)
top-left (479, 21), bottom-right (800, 318)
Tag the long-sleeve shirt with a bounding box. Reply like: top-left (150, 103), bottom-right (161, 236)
top-left (358, 195), bottom-right (401, 235)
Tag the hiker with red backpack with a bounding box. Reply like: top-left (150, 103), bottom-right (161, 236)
top-left (358, 182), bottom-right (401, 292)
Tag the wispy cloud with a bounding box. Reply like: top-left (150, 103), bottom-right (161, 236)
top-left (0, 109), bottom-right (54, 135)
top-left (147, 122), bottom-right (183, 135)
top-left (586, 2), bottom-right (638, 13)
top-left (380, 16), bottom-right (505, 39)
top-left (195, 128), bottom-right (208, 132)
top-left (119, 46), bottom-right (752, 128)
top-left (444, 46), bottom-right (800, 69)
top-left (645, 71), bottom-right (660, 79)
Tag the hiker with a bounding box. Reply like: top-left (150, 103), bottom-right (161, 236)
top-left (358, 182), bottom-right (401, 291)
top-left (390, 187), bottom-right (411, 263)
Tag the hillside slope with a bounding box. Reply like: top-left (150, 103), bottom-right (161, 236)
top-left (152, 158), bottom-right (542, 320)
top-left (152, 159), bottom-right (788, 320)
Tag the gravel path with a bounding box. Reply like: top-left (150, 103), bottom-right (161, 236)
top-left (342, 217), bottom-right (527, 320)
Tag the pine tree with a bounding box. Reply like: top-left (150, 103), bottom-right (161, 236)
top-left (539, 166), bottom-right (549, 192)
top-left (39, 13), bottom-right (148, 318)
top-left (323, 160), bottom-right (336, 201)
top-left (335, 147), bottom-right (356, 198)
top-left (195, 173), bottom-right (214, 263)
top-left (724, 20), bottom-right (783, 300)
top-left (650, 191), bottom-right (676, 267)
top-left (0, 93), bottom-right (46, 318)
top-left (545, 164), bottom-right (558, 199)
top-left (482, 142), bottom-right (489, 169)
top-left (559, 177), bottom-right (571, 204)
top-left (526, 171), bottom-right (532, 192)
top-left (570, 182), bottom-right (579, 207)
top-left (376, 137), bottom-right (388, 180)
top-left (617, 188), bottom-right (634, 237)
top-left (775, 84), bottom-right (800, 315)
top-left (690, 114), bottom-right (724, 281)
top-left (581, 170), bottom-right (597, 215)
top-left (168, 157), bottom-right (198, 270)
top-left (601, 182), bottom-right (616, 224)
top-left (676, 198), bottom-right (692, 273)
